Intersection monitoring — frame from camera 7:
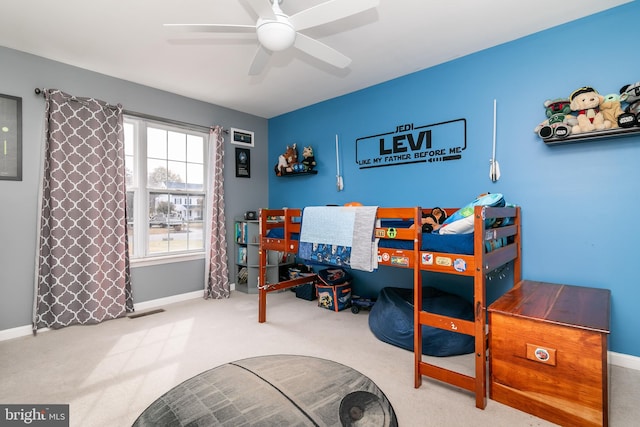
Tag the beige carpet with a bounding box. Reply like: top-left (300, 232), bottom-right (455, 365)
top-left (1, 290), bottom-right (638, 426)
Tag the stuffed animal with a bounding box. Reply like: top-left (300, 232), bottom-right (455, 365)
top-left (618, 82), bottom-right (640, 128)
top-left (274, 143), bottom-right (299, 176)
top-left (534, 98), bottom-right (577, 139)
top-left (568, 86), bottom-right (611, 134)
top-left (600, 93), bottom-right (625, 129)
top-left (301, 145), bottom-right (316, 171)
top-left (545, 97), bottom-right (572, 116)
top-left (421, 207), bottom-right (448, 233)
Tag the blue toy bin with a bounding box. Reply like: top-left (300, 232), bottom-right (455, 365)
top-left (316, 268), bottom-right (352, 312)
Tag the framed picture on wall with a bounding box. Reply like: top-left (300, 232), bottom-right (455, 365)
top-left (230, 127), bottom-right (254, 147)
top-left (235, 147), bottom-right (251, 178)
top-left (0, 93), bottom-right (22, 181)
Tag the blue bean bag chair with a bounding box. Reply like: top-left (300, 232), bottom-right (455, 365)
top-left (368, 287), bottom-right (474, 357)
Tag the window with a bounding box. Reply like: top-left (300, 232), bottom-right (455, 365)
top-left (124, 116), bottom-right (208, 261)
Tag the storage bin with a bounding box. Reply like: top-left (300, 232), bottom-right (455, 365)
top-left (316, 282), bottom-right (352, 312)
top-left (294, 282), bottom-right (317, 301)
top-left (318, 267), bottom-right (350, 286)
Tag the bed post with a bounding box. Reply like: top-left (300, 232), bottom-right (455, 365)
top-left (473, 205), bottom-right (488, 409)
top-left (258, 209), bottom-right (267, 323)
top-left (513, 206), bottom-right (522, 285)
top-left (413, 206), bottom-right (423, 388)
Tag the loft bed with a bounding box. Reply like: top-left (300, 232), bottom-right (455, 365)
top-left (257, 204), bottom-right (521, 409)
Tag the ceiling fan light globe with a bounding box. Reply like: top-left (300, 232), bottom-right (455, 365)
top-left (256, 21), bottom-right (296, 51)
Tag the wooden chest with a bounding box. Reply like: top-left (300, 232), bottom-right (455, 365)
top-left (489, 280), bottom-right (610, 427)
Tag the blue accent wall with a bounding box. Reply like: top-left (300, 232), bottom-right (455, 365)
top-left (268, 2), bottom-right (640, 357)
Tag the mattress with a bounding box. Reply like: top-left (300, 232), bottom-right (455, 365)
top-left (266, 226), bottom-right (474, 255)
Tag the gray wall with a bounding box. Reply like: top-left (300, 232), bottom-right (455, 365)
top-left (0, 46), bottom-right (269, 330)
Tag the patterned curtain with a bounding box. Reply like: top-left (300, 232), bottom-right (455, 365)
top-left (204, 126), bottom-right (230, 299)
top-left (33, 89), bottom-right (133, 331)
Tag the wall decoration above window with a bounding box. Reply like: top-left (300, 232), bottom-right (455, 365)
top-left (230, 127), bottom-right (254, 147)
top-left (0, 93), bottom-right (22, 181)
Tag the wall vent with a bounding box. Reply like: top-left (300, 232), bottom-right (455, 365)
top-left (128, 308), bottom-right (165, 319)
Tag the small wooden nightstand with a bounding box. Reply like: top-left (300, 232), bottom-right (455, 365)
top-left (489, 280), bottom-right (610, 427)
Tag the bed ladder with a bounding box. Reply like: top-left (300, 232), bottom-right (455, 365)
top-left (413, 205), bottom-right (521, 409)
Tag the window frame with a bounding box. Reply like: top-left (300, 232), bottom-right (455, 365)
top-left (124, 115), bottom-right (209, 266)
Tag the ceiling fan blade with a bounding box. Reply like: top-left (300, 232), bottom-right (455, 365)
top-left (289, 0), bottom-right (379, 31)
top-left (294, 33), bottom-right (351, 69)
top-left (248, 45), bottom-right (272, 75)
top-left (163, 24), bottom-right (256, 33)
top-left (246, 0), bottom-right (276, 20)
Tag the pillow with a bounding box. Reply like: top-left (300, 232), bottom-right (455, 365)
top-left (439, 193), bottom-right (505, 235)
top-left (438, 215), bottom-right (475, 235)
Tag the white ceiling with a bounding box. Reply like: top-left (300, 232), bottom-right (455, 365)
top-left (0, 0), bottom-right (630, 118)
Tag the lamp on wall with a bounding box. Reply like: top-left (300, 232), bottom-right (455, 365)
top-left (335, 134), bottom-right (343, 191)
top-left (490, 99), bottom-right (501, 182)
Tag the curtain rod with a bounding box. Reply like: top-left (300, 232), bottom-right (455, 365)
top-left (34, 87), bottom-right (226, 134)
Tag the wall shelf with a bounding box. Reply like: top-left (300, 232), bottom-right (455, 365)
top-left (278, 170), bottom-right (318, 177)
top-left (542, 126), bottom-right (640, 146)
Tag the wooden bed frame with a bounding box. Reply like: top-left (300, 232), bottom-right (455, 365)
top-left (257, 205), bottom-right (521, 409)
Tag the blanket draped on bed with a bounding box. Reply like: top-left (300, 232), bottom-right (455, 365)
top-left (298, 206), bottom-right (379, 272)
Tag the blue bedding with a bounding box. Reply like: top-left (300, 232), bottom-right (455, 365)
top-left (266, 226), bottom-right (474, 255)
top-left (368, 287), bottom-right (475, 357)
top-left (266, 228), bottom-right (298, 240)
top-left (382, 231), bottom-right (474, 255)
top-left (378, 219), bottom-right (475, 254)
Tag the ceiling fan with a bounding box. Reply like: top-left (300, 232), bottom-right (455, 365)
top-left (164, 0), bottom-right (380, 75)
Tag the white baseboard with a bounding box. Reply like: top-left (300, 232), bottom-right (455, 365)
top-left (0, 324), bottom-right (41, 341)
top-left (132, 283), bottom-right (235, 312)
top-left (0, 288), bottom-right (207, 342)
top-left (610, 351), bottom-right (640, 370)
top-left (133, 289), bottom-right (204, 311)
